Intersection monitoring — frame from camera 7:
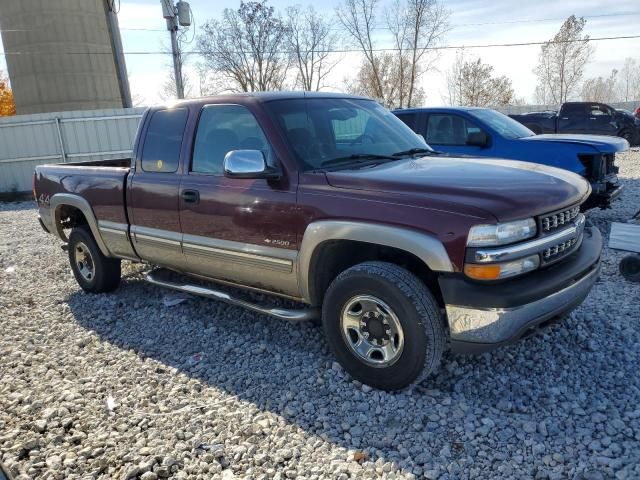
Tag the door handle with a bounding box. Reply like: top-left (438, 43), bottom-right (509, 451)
top-left (181, 189), bottom-right (200, 204)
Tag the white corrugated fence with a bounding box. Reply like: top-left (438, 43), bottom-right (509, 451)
top-left (0, 107), bottom-right (144, 193)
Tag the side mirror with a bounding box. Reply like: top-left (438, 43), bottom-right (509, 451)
top-left (467, 131), bottom-right (490, 148)
top-left (223, 150), bottom-right (280, 179)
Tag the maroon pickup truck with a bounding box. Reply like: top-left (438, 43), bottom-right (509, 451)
top-left (34, 92), bottom-right (602, 390)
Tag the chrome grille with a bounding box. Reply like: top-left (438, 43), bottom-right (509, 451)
top-left (543, 237), bottom-right (579, 260)
top-left (541, 206), bottom-right (581, 232)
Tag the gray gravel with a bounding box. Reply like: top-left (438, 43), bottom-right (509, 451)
top-left (1, 149), bottom-right (640, 480)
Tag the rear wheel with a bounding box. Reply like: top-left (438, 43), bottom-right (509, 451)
top-left (322, 261), bottom-right (445, 391)
top-left (68, 226), bottom-right (121, 293)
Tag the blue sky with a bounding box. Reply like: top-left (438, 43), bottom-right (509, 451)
top-left (2, 0), bottom-right (639, 105)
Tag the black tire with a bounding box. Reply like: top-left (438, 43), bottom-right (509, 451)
top-left (68, 225), bottom-right (121, 293)
top-left (322, 261), bottom-right (445, 391)
top-left (620, 129), bottom-right (634, 145)
top-left (619, 255), bottom-right (640, 283)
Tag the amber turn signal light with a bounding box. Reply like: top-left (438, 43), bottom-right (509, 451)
top-left (463, 263), bottom-right (502, 280)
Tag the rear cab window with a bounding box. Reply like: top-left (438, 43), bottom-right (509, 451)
top-left (140, 108), bottom-right (189, 173)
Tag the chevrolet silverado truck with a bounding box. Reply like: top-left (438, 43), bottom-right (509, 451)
top-left (393, 106), bottom-right (625, 209)
top-left (34, 92), bottom-right (602, 391)
top-left (509, 101), bottom-right (640, 145)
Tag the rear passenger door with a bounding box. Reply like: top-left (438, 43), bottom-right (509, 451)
top-left (178, 104), bottom-right (300, 298)
top-left (128, 108), bottom-right (188, 269)
top-left (424, 113), bottom-right (487, 155)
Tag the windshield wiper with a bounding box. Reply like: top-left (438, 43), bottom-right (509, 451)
top-left (391, 147), bottom-right (434, 157)
top-left (320, 153), bottom-right (395, 167)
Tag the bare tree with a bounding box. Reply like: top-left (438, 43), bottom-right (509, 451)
top-left (286, 6), bottom-right (341, 91)
top-left (444, 49), bottom-right (464, 106)
top-left (534, 15), bottom-right (594, 104)
top-left (198, 0), bottom-right (291, 92)
top-left (345, 53), bottom-right (425, 108)
top-left (159, 68), bottom-right (193, 101)
top-left (617, 58), bottom-right (640, 102)
top-left (336, 0), bottom-right (385, 100)
top-left (397, 0), bottom-right (449, 106)
top-left (533, 83), bottom-right (553, 105)
top-left (581, 69), bottom-right (618, 103)
top-left (337, 0), bottom-right (448, 107)
top-left (446, 53), bottom-right (516, 107)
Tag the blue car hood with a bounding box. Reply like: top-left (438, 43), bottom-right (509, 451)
top-left (519, 134), bottom-right (629, 153)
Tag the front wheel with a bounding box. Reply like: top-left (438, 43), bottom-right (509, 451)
top-left (322, 261), bottom-right (445, 391)
top-left (68, 225), bottom-right (121, 293)
top-left (620, 129), bottom-right (635, 145)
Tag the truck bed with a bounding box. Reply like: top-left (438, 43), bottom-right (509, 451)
top-left (34, 158), bottom-right (132, 228)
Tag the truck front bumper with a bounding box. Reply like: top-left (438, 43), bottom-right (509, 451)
top-left (439, 226), bottom-right (602, 353)
top-left (584, 181), bottom-right (624, 210)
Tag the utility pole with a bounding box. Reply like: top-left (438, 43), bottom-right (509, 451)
top-left (104, 0), bottom-right (132, 107)
top-left (161, 0), bottom-right (191, 100)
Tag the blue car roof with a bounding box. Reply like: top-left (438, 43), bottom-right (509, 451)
top-left (392, 106), bottom-right (489, 114)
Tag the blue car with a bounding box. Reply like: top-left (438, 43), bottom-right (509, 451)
top-left (393, 107), bottom-right (626, 209)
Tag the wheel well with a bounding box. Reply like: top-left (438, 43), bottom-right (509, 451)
top-left (308, 240), bottom-right (443, 307)
top-left (57, 205), bottom-right (88, 230)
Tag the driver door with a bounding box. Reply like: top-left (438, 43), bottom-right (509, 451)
top-left (178, 104), bottom-right (300, 298)
top-left (424, 113), bottom-right (490, 156)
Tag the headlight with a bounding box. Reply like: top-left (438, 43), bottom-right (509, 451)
top-left (464, 254), bottom-right (540, 280)
top-left (467, 218), bottom-right (537, 247)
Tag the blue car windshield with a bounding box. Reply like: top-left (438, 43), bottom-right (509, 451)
top-left (469, 109), bottom-right (535, 140)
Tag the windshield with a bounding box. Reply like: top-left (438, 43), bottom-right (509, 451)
top-left (265, 98), bottom-right (431, 170)
top-left (468, 109), bottom-right (535, 140)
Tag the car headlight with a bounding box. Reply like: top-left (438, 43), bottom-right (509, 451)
top-left (467, 218), bottom-right (537, 247)
top-left (464, 255), bottom-right (540, 280)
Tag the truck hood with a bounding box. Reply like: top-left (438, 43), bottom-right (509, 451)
top-left (325, 156), bottom-right (590, 222)
top-left (520, 134), bottom-right (629, 153)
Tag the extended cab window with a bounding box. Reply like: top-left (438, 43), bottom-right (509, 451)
top-left (192, 105), bottom-right (272, 174)
top-left (426, 114), bottom-right (480, 145)
top-left (141, 108), bottom-right (188, 172)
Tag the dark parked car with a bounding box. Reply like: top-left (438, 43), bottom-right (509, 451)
top-left (510, 102), bottom-right (639, 145)
top-left (393, 106), bottom-right (624, 209)
top-left (617, 108), bottom-right (640, 131)
top-left (34, 92), bottom-right (602, 390)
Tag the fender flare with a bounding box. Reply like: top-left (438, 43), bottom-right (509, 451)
top-left (49, 193), bottom-right (111, 257)
top-left (298, 220), bottom-right (453, 305)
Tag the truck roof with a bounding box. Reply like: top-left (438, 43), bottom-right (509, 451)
top-left (158, 91), bottom-right (373, 109)
top-left (392, 106), bottom-right (489, 114)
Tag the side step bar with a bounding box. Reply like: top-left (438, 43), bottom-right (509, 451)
top-left (145, 269), bottom-right (319, 322)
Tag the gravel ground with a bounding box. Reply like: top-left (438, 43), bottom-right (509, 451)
top-left (1, 149), bottom-right (640, 480)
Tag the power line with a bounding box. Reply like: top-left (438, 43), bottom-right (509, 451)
top-left (1, 34), bottom-right (639, 56)
top-left (2, 11), bottom-right (637, 34)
